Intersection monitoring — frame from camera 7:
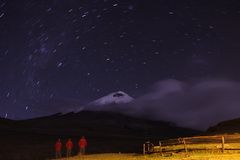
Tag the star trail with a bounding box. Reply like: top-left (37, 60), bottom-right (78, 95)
top-left (0, 0), bottom-right (240, 119)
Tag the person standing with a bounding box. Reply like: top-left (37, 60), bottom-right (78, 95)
top-left (78, 136), bottom-right (88, 155)
top-left (55, 139), bottom-right (62, 159)
top-left (66, 138), bottom-right (73, 158)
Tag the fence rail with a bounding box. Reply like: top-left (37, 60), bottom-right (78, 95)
top-left (143, 134), bottom-right (240, 155)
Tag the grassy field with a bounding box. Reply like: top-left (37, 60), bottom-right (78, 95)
top-left (55, 153), bottom-right (240, 160)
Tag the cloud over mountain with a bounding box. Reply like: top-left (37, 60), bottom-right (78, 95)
top-left (128, 79), bottom-right (240, 130)
top-left (27, 79), bottom-right (240, 131)
top-left (84, 79), bottom-right (240, 130)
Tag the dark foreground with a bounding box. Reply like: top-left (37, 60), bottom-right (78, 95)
top-left (0, 111), bottom-right (199, 160)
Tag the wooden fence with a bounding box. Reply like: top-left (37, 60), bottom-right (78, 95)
top-left (143, 134), bottom-right (240, 155)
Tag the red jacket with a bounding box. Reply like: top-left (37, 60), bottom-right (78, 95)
top-left (55, 141), bottom-right (62, 151)
top-left (79, 138), bottom-right (87, 148)
top-left (66, 140), bottom-right (73, 150)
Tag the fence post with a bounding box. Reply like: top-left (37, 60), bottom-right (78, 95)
top-left (221, 136), bottom-right (225, 153)
top-left (143, 143), bottom-right (145, 155)
top-left (183, 138), bottom-right (188, 153)
top-left (159, 141), bottom-right (163, 156)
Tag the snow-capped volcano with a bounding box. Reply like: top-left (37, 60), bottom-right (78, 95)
top-left (90, 91), bottom-right (134, 106)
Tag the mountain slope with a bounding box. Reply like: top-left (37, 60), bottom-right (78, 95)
top-left (207, 117), bottom-right (240, 133)
top-left (7, 110), bottom-right (198, 138)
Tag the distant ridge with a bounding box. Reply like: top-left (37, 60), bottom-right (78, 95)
top-left (207, 117), bottom-right (240, 133)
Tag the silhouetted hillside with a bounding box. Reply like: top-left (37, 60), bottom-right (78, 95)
top-left (208, 118), bottom-right (240, 133)
top-left (0, 111), bottom-right (200, 160)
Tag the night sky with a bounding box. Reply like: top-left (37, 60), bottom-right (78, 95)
top-left (1, 0), bottom-right (240, 120)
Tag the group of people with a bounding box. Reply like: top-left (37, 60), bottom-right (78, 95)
top-left (55, 136), bottom-right (88, 159)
